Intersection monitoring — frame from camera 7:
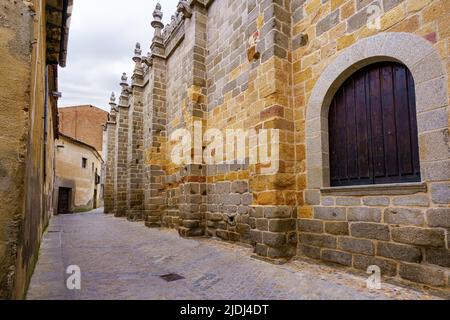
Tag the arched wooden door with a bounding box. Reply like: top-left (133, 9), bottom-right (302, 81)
top-left (328, 62), bottom-right (421, 187)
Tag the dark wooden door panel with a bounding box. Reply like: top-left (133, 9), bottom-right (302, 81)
top-left (58, 188), bottom-right (70, 214)
top-left (393, 65), bottom-right (413, 175)
top-left (368, 67), bottom-right (385, 178)
top-left (336, 90), bottom-right (348, 180)
top-left (407, 71), bottom-right (421, 178)
top-left (329, 99), bottom-right (339, 182)
top-left (355, 72), bottom-right (370, 179)
top-left (380, 64), bottom-right (399, 178)
top-left (329, 62), bottom-right (421, 187)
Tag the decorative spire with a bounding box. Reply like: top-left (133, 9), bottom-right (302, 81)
top-left (132, 43), bottom-right (144, 86)
top-left (133, 42), bottom-right (142, 63)
top-left (109, 92), bottom-right (117, 119)
top-left (151, 3), bottom-right (164, 40)
top-left (109, 92), bottom-right (116, 105)
top-left (120, 72), bottom-right (128, 89)
top-left (154, 2), bottom-right (163, 19)
top-left (135, 42), bottom-right (142, 57)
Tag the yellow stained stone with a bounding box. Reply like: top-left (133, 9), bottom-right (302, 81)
top-left (305, 0), bottom-right (322, 16)
top-left (389, 15), bottom-right (420, 33)
top-left (294, 68), bottom-right (312, 83)
top-left (331, 0), bottom-right (346, 11)
top-left (257, 15), bottom-right (264, 29)
top-left (298, 207), bottom-right (313, 219)
top-left (341, 0), bottom-right (355, 20)
top-left (422, 1), bottom-right (444, 24)
top-left (381, 4), bottom-right (405, 30)
top-left (406, 0), bottom-right (431, 13)
top-left (337, 33), bottom-right (356, 50)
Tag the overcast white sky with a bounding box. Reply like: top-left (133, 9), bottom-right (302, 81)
top-left (59, 0), bottom-right (179, 111)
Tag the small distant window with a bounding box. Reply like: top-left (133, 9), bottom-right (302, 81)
top-left (82, 157), bottom-right (87, 168)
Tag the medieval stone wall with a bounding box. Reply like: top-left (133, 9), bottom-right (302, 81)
top-left (126, 60), bottom-right (145, 222)
top-left (296, 0), bottom-right (450, 291)
top-left (114, 88), bottom-right (130, 218)
top-left (103, 0), bottom-right (450, 293)
top-left (164, 23), bottom-right (190, 228)
top-left (203, 0), bottom-right (252, 244)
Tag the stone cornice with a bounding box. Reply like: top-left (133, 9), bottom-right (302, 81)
top-left (150, 40), bottom-right (165, 59)
top-left (204, 0), bottom-right (215, 8)
top-left (118, 92), bottom-right (130, 109)
top-left (150, 52), bottom-right (166, 60)
top-left (177, 1), bottom-right (192, 18)
top-left (162, 0), bottom-right (211, 48)
top-left (189, 0), bottom-right (211, 9)
top-left (131, 82), bottom-right (145, 89)
top-left (162, 13), bottom-right (184, 44)
top-left (131, 71), bottom-right (145, 89)
top-left (164, 20), bottom-right (185, 59)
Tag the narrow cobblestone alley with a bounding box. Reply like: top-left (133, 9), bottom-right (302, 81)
top-left (26, 209), bottom-right (439, 300)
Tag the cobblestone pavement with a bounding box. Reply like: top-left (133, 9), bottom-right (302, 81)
top-left (27, 209), bottom-right (438, 300)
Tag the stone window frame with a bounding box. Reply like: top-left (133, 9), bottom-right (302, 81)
top-left (306, 32), bottom-right (449, 196)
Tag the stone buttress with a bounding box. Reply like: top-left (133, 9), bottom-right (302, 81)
top-left (143, 3), bottom-right (168, 228)
top-left (114, 74), bottom-right (131, 217)
top-left (104, 93), bottom-right (118, 214)
top-left (126, 44), bottom-right (145, 221)
top-left (176, 1), bottom-right (208, 238)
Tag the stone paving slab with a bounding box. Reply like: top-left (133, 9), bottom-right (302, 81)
top-left (27, 209), bottom-right (439, 300)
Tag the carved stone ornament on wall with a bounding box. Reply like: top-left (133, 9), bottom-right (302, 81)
top-left (247, 30), bottom-right (260, 62)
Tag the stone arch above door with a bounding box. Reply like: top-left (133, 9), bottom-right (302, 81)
top-left (306, 32), bottom-right (449, 190)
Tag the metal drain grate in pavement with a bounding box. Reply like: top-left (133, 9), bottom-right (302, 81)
top-left (160, 273), bottom-right (185, 282)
